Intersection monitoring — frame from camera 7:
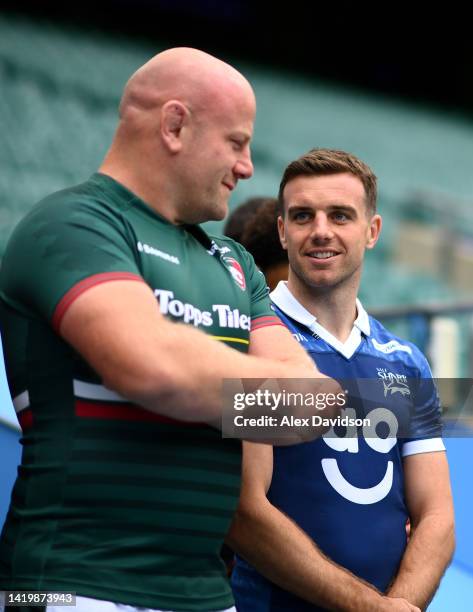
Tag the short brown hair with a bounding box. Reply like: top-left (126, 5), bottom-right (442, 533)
top-left (278, 148), bottom-right (377, 216)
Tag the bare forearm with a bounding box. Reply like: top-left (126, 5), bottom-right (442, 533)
top-left (227, 502), bottom-right (390, 612)
top-left (110, 320), bottom-right (315, 421)
top-left (387, 515), bottom-right (455, 609)
top-left (60, 280), bottom-right (322, 425)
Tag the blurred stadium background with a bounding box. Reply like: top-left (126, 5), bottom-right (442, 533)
top-left (0, 3), bottom-right (472, 608)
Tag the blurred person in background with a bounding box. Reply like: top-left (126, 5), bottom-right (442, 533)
top-left (223, 196), bottom-right (266, 242)
top-left (228, 148), bottom-right (454, 612)
top-left (0, 48), bottom-right (335, 612)
top-left (224, 197), bottom-right (288, 291)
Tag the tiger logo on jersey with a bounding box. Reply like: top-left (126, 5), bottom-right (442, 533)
top-left (223, 257), bottom-right (246, 291)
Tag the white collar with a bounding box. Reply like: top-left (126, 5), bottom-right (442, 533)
top-left (270, 281), bottom-right (370, 359)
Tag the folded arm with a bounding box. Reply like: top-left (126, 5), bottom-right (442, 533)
top-left (386, 451), bottom-right (455, 610)
top-left (227, 442), bottom-right (420, 612)
top-left (60, 280), bottom-right (322, 423)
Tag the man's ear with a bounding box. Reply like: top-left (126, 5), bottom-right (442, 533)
top-left (366, 214), bottom-right (382, 249)
top-left (160, 100), bottom-right (188, 153)
top-left (278, 215), bottom-right (288, 250)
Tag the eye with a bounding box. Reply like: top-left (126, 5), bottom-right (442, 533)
top-left (332, 211), bottom-right (350, 223)
top-left (292, 211), bottom-right (312, 223)
top-left (230, 139), bottom-right (244, 151)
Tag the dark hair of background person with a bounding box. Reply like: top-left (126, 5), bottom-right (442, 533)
top-left (224, 197), bottom-right (288, 290)
top-left (224, 197), bottom-right (267, 243)
top-left (278, 148), bottom-right (378, 217)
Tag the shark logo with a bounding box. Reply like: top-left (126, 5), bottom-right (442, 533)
top-left (382, 380), bottom-right (410, 397)
top-left (377, 368), bottom-right (411, 398)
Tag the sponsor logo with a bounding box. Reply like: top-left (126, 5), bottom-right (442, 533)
top-left (223, 256), bottom-right (246, 291)
top-left (322, 407), bottom-right (398, 504)
top-left (372, 338), bottom-right (412, 355)
top-left (207, 240), bottom-right (232, 256)
top-left (154, 289), bottom-right (250, 330)
top-left (137, 241), bottom-right (180, 265)
top-left (377, 368), bottom-right (411, 397)
top-left (382, 380), bottom-right (411, 397)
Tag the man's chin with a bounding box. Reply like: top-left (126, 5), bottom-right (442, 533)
top-left (191, 201), bottom-right (227, 224)
top-left (299, 271), bottom-right (338, 290)
top-left (211, 201), bottom-right (229, 222)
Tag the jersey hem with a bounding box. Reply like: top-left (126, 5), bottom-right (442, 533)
top-left (0, 578), bottom-right (234, 612)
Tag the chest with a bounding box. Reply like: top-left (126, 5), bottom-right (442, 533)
top-left (133, 227), bottom-right (252, 338)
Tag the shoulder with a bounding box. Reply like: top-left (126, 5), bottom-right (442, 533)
top-left (1, 177), bottom-right (138, 293)
top-left (268, 301), bottom-right (311, 345)
top-left (14, 177), bottom-right (124, 233)
top-left (368, 316), bottom-right (432, 376)
top-left (270, 300), bottom-right (290, 324)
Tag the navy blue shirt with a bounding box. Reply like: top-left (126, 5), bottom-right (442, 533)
top-left (232, 282), bottom-right (444, 612)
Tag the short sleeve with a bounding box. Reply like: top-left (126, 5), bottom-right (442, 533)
top-left (0, 193), bottom-right (144, 331)
top-left (401, 350), bottom-right (445, 457)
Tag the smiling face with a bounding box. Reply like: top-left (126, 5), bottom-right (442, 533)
top-left (278, 173), bottom-right (381, 296)
top-left (176, 86), bottom-right (255, 224)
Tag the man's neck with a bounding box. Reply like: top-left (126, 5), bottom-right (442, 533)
top-left (99, 145), bottom-right (180, 225)
top-left (286, 274), bottom-right (359, 344)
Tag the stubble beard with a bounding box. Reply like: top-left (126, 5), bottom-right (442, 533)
top-left (291, 254), bottom-right (362, 296)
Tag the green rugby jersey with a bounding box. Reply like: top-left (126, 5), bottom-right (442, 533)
top-left (0, 173), bottom-right (281, 611)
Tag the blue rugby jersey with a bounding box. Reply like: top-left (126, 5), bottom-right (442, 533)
top-left (232, 281), bottom-right (445, 612)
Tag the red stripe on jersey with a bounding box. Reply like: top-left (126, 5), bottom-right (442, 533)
top-left (251, 321), bottom-right (286, 331)
top-left (251, 315), bottom-right (285, 331)
top-left (52, 272), bottom-right (145, 332)
top-left (18, 409), bottom-right (33, 430)
top-left (251, 321), bottom-right (287, 331)
top-left (251, 315), bottom-right (281, 325)
top-left (75, 399), bottom-right (206, 427)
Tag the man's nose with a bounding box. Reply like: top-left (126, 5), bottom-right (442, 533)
top-left (234, 148), bottom-right (254, 180)
top-left (310, 214), bottom-right (334, 241)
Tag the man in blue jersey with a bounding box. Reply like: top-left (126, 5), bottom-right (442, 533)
top-left (228, 149), bottom-right (455, 611)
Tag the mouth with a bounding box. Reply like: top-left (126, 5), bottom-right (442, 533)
top-left (306, 250), bottom-right (340, 261)
top-left (222, 182), bottom-right (235, 192)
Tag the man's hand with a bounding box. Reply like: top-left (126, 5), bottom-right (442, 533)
top-left (223, 374), bottom-right (345, 445)
top-left (381, 596), bottom-right (421, 611)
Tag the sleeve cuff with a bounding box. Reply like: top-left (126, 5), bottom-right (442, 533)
top-left (402, 437), bottom-right (446, 457)
top-left (52, 272), bottom-right (144, 332)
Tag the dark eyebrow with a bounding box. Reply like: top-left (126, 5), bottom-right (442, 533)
top-left (286, 204), bottom-right (313, 214)
top-left (327, 204), bottom-right (358, 216)
top-left (286, 204), bottom-right (358, 215)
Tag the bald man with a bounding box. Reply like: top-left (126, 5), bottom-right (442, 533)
top-left (0, 48), bottom-right (333, 612)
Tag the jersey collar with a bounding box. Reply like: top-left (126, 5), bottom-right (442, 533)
top-left (270, 281), bottom-right (371, 359)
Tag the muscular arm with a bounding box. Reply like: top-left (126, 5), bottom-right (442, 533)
top-left (226, 443), bottom-right (420, 612)
top-left (387, 451), bottom-right (455, 610)
top-left (60, 280), bottom-right (320, 423)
